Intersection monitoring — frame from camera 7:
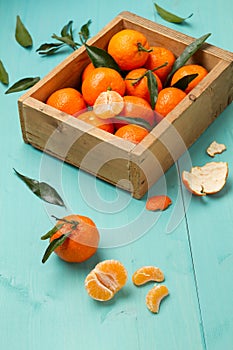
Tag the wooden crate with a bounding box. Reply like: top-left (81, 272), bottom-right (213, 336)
top-left (18, 11), bottom-right (233, 199)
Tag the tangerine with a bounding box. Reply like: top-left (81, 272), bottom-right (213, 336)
top-left (115, 123), bottom-right (149, 144)
top-left (145, 46), bottom-right (176, 83)
top-left (81, 62), bottom-right (95, 82)
top-left (155, 87), bottom-right (186, 118)
top-left (114, 95), bottom-right (155, 130)
top-left (74, 110), bottom-right (115, 133)
top-left (85, 259), bottom-right (128, 301)
top-left (46, 87), bottom-right (86, 115)
top-left (107, 29), bottom-right (151, 71)
top-left (171, 64), bottom-right (208, 93)
top-left (42, 215), bottom-right (100, 263)
top-left (81, 67), bottom-right (126, 106)
top-left (125, 68), bottom-right (162, 104)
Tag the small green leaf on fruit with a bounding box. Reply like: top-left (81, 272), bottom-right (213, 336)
top-left (115, 116), bottom-right (153, 131)
top-left (0, 60), bottom-right (9, 85)
top-left (85, 44), bottom-right (120, 72)
top-left (146, 70), bottom-right (158, 110)
top-left (165, 33), bottom-right (211, 86)
top-left (171, 73), bottom-right (198, 91)
top-left (15, 15), bottom-right (33, 48)
top-left (13, 168), bottom-right (65, 206)
top-left (5, 77), bottom-right (40, 94)
top-left (154, 3), bottom-right (193, 23)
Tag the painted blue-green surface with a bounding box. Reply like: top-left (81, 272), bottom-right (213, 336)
top-left (0, 1), bottom-right (232, 349)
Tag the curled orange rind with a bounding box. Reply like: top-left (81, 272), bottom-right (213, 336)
top-left (132, 266), bottom-right (165, 286)
top-left (146, 195), bottom-right (172, 211)
top-left (146, 284), bottom-right (169, 313)
top-left (206, 141), bottom-right (226, 157)
top-left (85, 259), bottom-right (127, 301)
top-left (182, 161), bottom-right (228, 196)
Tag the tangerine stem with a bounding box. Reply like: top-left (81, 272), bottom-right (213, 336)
top-left (137, 43), bottom-right (152, 53)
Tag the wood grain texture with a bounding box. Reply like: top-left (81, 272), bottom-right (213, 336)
top-left (0, 0), bottom-right (232, 349)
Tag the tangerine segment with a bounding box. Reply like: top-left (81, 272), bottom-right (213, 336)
top-left (146, 195), bottom-right (172, 211)
top-left (93, 90), bottom-right (124, 119)
top-left (85, 270), bottom-right (114, 301)
top-left (146, 284), bottom-right (169, 313)
top-left (132, 266), bottom-right (165, 286)
top-left (85, 260), bottom-right (127, 301)
top-left (94, 260), bottom-right (128, 293)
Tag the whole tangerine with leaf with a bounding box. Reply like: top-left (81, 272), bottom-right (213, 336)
top-left (145, 46), bottom-right (176, 83)
top-left (107, 29), bottom-right (151, 71)
top-left (171, 64), bottom-right (208, 93)
top-left (125, 67), bottom-right (163, 105)
top-left (81, 67), bottom-right (126, 106)
top-left (46, 87), bottom-right (87, 115)
top-left (41, 214), bottom-right (100, 263)
top-left (114, 95), bottom-right (155, 130)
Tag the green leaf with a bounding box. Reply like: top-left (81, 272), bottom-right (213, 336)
top-left (13, 168), bottom-right (65, 207)
top-left (36, 42), bottom-right (64, 55)
top-left (171, 73), bottom-right (198, 91)
top-left (154, 3), bottom-right (193, 23)
top-left (79, 20), bottom-right (92, 44)
top-left (165, 33), bottom-right (211, 86)
top-left (61, 20), bottom-right (74, 39)
top-left (0, 60), bottom-right (9, 85)
top-left (15, 15), bottom-right (33, 48)
top-left (5, 77), bottom-right (40, 94)
top-left (146, 70), bottom-right (158, 109)
top-left (85, 44), bottom-right (121, 72)
top-left (114, 116), bottom-right (153, 130)
top-left (51, 34), bottom-right (78, 50)
top-left (42, 233), bottom-right (69, 263)
top-left (40, 224), bottom-right (64, 240)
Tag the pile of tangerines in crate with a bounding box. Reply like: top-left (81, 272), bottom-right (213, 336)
top-left (46, 28), bottom-right (208, 144)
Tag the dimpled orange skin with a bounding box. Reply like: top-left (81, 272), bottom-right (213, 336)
top-left (81, 67), bottom-right (126, 106)
top-left (46, 87), bottom-right (87, 115)
top-left (74, 110), bottom-right (115, 133)
top-left (125, 68), bottom-right (163, 104)
top-left (113, 95), bottom-right (155, 130)
top-left (107, 29), bottom-right (151, 71)
top-left (81, 62), bottom-right (95, 82)
top-left (115, 124), bottom-right (149, 144)
top-left (155, 87), bottom-right (186, 118)
top-left (145, 46), bottom-right (176, 83)
top-left (171, 64), bottom-right (208, 93)
top-left (50, 215), bottom-right (100, 263)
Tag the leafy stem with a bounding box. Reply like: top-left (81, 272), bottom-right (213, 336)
top-left (41, 216), bottom-right (79, 263)
top-left (137, 43), bottom-right (152, 53)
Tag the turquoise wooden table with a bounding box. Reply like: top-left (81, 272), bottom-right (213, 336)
top-left (1, 1), bottom-right (232, 349)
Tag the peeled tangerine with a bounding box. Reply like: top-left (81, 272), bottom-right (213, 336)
top-left (93, 90), bottom-right (124, 119)
top-left (182, 161), bottom-right (228, 196)
top-left (85, 260), bottom-right (127, 301)
top-left (146, 284), bottom-right (169, 313)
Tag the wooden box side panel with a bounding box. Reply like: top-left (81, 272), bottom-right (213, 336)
top-left (19, 97), bottom-right (135, 192)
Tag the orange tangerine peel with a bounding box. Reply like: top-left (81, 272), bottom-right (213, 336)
top-left (93, 90), bottom-right (124, 119)
top-left (146, 284), bottom-right (169, 313)
top-left (146, 195), bottom-right (172, 211)
top-left (132, 266), bottom-right (165, 286)
top-left (206, 141), bottom-right (226, 157)
top-left (85, 259), bottom-right (127, 301)
top-left (182, 161), bottom-right (228, 196)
